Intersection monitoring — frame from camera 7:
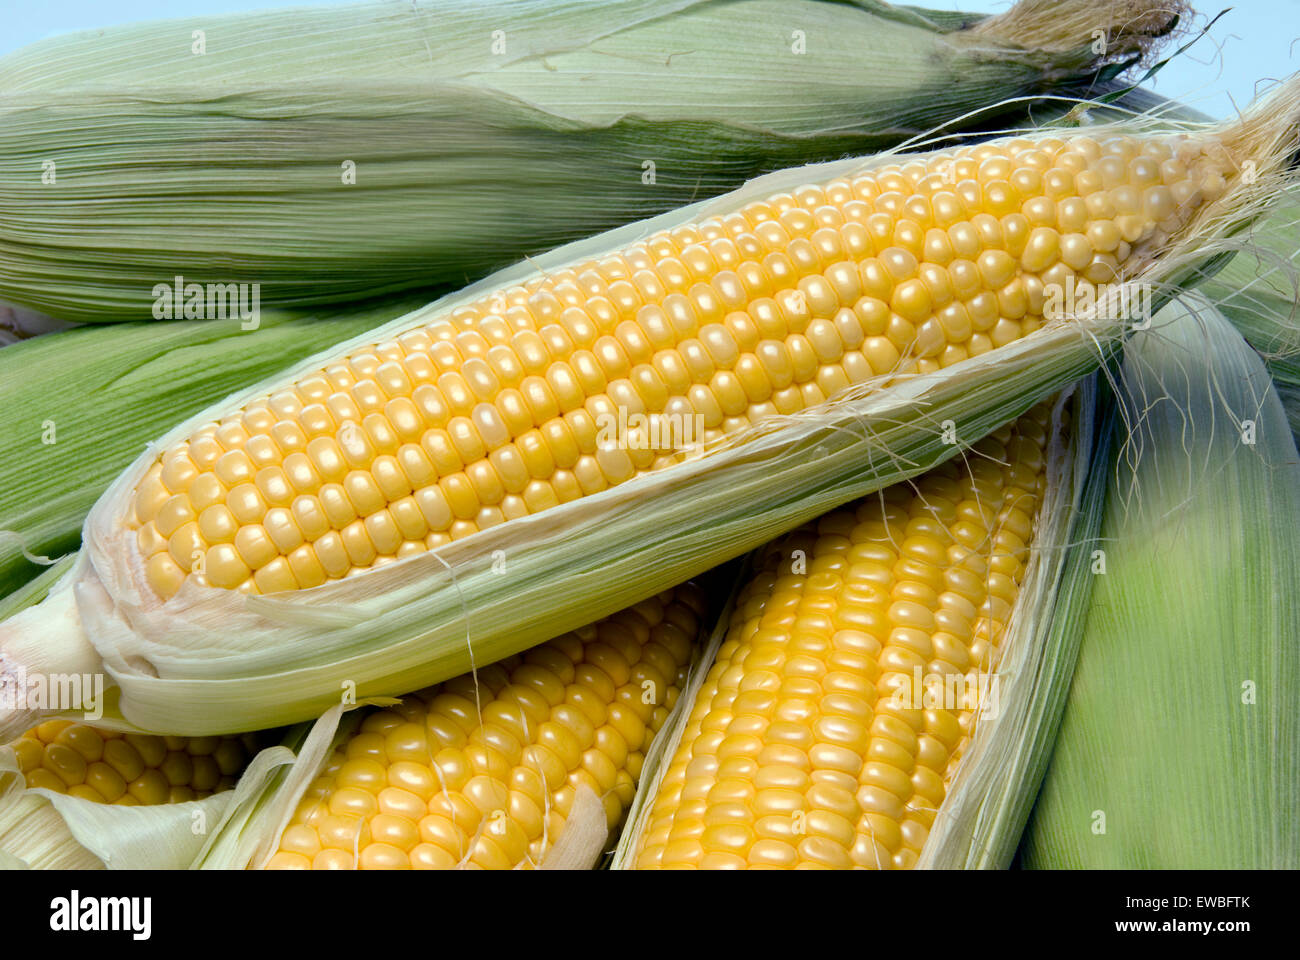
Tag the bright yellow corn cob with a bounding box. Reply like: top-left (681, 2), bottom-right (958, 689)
top-left (9, 720), bottom-right (260, 806)
top-left (262, 584), bottom-right (705, 869)
top-left (131, 133), bottom-right (1228, 601)
top-left (631, 404), bottom-right (1052, 869)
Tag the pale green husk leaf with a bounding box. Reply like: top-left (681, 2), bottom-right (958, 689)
top-left (1020, 295), bottom-right (1300, 869)
top-left (1196, 188), bottom-right (1300, 439)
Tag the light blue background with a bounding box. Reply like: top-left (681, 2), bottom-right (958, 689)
top-left (2, 0), bottom-right (1297, 119)
top-left (934, 0), bottom-right (1300, 119)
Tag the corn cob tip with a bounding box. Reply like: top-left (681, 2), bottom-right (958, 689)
top-left (1221, 73), bottom-right (1300, 175)
top-left (1145, 70), bottom-right (1300, 285)
top-left (8, 720), bottom-right (259, 806)
top-left (969, 0), bottom-right (1189, 65)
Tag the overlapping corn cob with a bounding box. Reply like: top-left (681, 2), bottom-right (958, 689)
top-left (9, 721), bottom-right (258, 806)
top-left (261, 586), bottom-right (702, 870)
top-left (0, 716), bottom-right (279, 869)
top-left (131, 133), bottom-right (1227, 601)
top-left (627, 406), bottom-right (1052, 868)
top-left (177, 584), bottom-right (707, 869)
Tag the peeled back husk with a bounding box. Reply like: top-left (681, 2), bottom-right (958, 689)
top-left (0, 0), bottom-right (1186, 322)
top-left (1020, 294), bottom-right (1300, 869)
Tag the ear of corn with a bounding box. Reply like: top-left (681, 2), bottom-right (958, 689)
top-left (0, 731), bottom-right (296, 870)
top-left (1020, 295), bottom-right (1300, 869)
top-left (0, 719), bottom-right (264, 868)
top-left (611, 385), bottom-right (1110, 868)
top-left (0, 296), bottom-right (430, 599)
top-left (4, 79), bottom-right (1297, 740)
top-left (0, 708), bottom-right (291, 870)
top-left (193, 583), bottom-right (710, 870)
top-left (9, 720), bottom-right (261, 805)
top-left (0, 0), bottom-right (1184, 322)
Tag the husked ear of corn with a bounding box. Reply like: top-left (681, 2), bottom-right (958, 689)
top-left (0, 726), bottom-right (294, 870)
top-left (194, 584), bottom-right (707, 870)
top-left (0, 0), bottom-right (1186, 322)
top-left (1020, 296), bottom-right (1300, 869)
top-left (4, 77), bottom-right (1297, 740)
top-left (0, 296), bottom-right (429, 598)
top-left (613, 388), bottom-right (1111, 868)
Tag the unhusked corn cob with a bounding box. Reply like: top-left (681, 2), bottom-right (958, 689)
top-left (1195, 187), bottom-right (1300, 441)
top-left (1022, 299), bottom-right (1300, 869)
top-left (9, 720), bottom-right (259, 806)
top-left (0, 0), bottom-right (1186, 323)
top-left (633, 404), bottom-right (1053, 869)
top-left (264, 584), bottom-right (704, 869)
top-left (132, 132), bottom-right (1231, 601)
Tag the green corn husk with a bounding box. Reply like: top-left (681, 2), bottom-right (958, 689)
top-left (611, 382), bottom-right (1113, 869)
top-left (1196, 189), bottom-right (1300, 440)
top-left (3, 78), bottom-right (1297, 741)
top-left (1020, 295), bottom-right (1300, 869)
top-left (0, 294), bottom-right (429, 599)
top-left (0, 568), bottom-right (307, 870)
top-left (0, 0), bottom-right (1186, 323)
